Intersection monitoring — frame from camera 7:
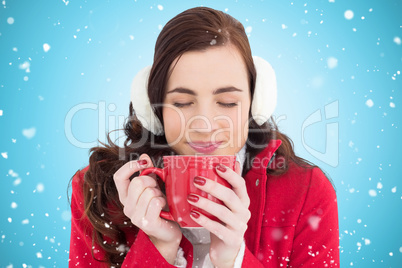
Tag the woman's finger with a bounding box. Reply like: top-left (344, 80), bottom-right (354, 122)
top-left (131, 187), bottom-right (163, 226)
top-left (188, 195), bottom-right (244, 230)
top-left (194, 176), bottom-right (245, 214)
top-left (146, 196), bottom-right (166, 219)
top-left (216, 164), bottom-right (250, 207)
top-left (113, 154), bottom-right (153, 204)
top-left (145, 196), bottom-right (168, 228)
top-left (126, 175), bottom-right (158, 206)
top-left (123, 175), bottom-right (159, 222)
top-left (189, 210), bottom-right (234, 244)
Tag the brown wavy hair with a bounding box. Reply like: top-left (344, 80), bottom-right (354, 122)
top-left (71, 6), bottom-right (329, 266)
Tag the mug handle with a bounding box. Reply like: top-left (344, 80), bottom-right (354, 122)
top-left (139, 168), bottom-right (175, 222)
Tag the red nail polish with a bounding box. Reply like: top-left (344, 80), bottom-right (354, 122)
top-left (187, 194), bottom-right (199, 203)
top-left (190, 210), bottom-right (200, 219)
top-left (216, 165), bottom-right (227, 172)
top-left (194, 176), bottom-right (206, 186)
top-left (137, 159), bottom-right (148, 166)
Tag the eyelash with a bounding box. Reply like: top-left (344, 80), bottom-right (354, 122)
top-left (173, 102), bottom-right (192, 108)
top-left (173, 102), bottom-right (238, 108)
top-left (218, 102), bottom-right (238, 108)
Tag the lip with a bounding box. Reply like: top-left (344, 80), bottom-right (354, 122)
top-left (188, 141), bottom-right (222, 154)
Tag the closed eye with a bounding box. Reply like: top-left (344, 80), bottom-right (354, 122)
top-left (173, 102), bottom-right (193, 108)
top-left (173, 102), bottom-right (238, 108)
top-left (218, 102), bottom-right (238, 108)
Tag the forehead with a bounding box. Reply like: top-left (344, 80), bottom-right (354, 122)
top-left (166, 45), bottom-right (249, 93)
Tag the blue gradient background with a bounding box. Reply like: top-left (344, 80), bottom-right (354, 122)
top-left (1, 0), bottom-right (401, 267)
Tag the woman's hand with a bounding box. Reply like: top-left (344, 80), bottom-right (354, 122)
top-left (187, 162), bottom-right (251, 268)
top-left (113, 154), bottom-right (182, 264)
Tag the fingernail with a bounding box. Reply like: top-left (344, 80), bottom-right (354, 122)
top-left (194, 176), bottom-right (206, 186)
top-left (187, 194), bottom-right (199, 203)
top-left (137, 159), bottom-right (148, 166)
top-left (190, 210), bottom-right (200, 219)
top-left (216, 164), bottom-right (227, 172)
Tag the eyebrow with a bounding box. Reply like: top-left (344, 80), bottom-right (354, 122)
top-left (166, 86), bottom-right (243, 96)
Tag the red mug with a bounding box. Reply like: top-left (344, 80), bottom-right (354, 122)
top-left (140, 155), bottom-right (235, 228)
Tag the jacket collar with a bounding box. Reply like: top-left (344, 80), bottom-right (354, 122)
top-left (244, 139), bottom-right (282, 254)
top-left (250, 139), bottom-right (282, 175)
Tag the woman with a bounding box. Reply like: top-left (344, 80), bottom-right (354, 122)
top-left (69, 6), bottom-right (339, 267)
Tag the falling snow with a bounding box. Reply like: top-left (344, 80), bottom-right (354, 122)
top-left (19, 61), bottom-right (30, 73)
top-left (7, 17), bottom-right (14, 24)
top-left (13, 178), bottom-right (21, 186)
top-left (22, 127), bottom-right (36, 139)
top-left (36, 183), bottom-right (45, 193)
top-left (1, 2), bottom-right (400, 267)
top-left (61, 210), bottom-right (71, 221)
top-left (141, 217), bottom-right (149, 227)
top-left (376, 182), bottom-right (383, 189)
top-left (271, 228), bottom-right (283, 241)
top-left (8, 169), bottom-right (18, 177)
top-left (43, 43), bottom-right (51, 52)
top-left (327, 57), bottom-right (338, 69)
top-left (344, 10), bottom-right (354, 20)
top-left (365, 99), bottom-right (374, 108)
top-left (308, 216), bottom-right (321, 231)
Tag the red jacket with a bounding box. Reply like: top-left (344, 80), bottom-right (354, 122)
top-left (69, 139), bottom-right (339, 267)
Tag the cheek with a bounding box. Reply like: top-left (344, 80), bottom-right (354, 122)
top-left (233, 100), bottom-right (251, 130)
top-left (162, 107), bottom-right (184, 142)
top-left (241, 104), bottom-right (251, 140)
top-left (237, 99), bottom-right (251, 142)
top-left (216, 102), bottom-right (250, 141)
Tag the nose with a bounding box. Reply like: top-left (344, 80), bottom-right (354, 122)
top-left (187, 114), bottom-right (215, 133)
top-left (187, 105), bottom-right (219, 133)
